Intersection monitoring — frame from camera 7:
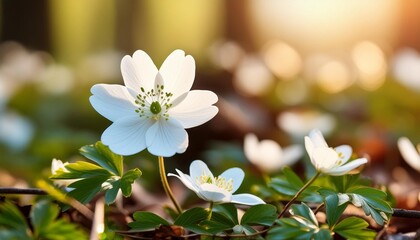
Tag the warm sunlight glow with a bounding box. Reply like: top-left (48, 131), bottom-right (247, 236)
top-left (352, 41), bottom-right (387, 91)
top-left (316, 61), bottom-right (352, 93)
top-left (234, 56), bottom-right (273, 96)
top-left (263, 40), bottom-right (302, 79)
top-left (249, 0), bottom-right (399, 54)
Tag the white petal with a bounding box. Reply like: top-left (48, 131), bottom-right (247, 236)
top-left (338, 193), bottom-right (350, 206)
top-left (308, 129), bottom-right (328, 148)
top-left (90, 84), bottom-right (137, 121)
top-left (101, 116), bottom-right (154, 156)
top-left (282, 145), bottom-right (303, 166)
top-left (244, 133), bottom-right (259, 161)
top-left (199, 183), bottom-right (231, 202)
top-left (169, 90), bottom-right (218, 128)
top-left (159, 50), bottom-right (195, 99)
top-left (231, 194), bottom-right (265, 205)
top-left (145, 118), bottom-right (188, 157)
top-left (168, 169), bottom-right (199, 193)
top-left (326, 158), bottom-right (368, 176)
top-left (219, 167), bottom-right (244, 193)
top-left (398, 137), bottom-right (420, 172)
top-left (312, 147), bottom-right (338, 171)
top-left (121, 50), bottom-right (157, 93)
top-left (304, 136), bottom-right (316, 165)
top-left (189, 160), bottom-right (214, 184)
top-left (334, 145), bottom-right (352, 164)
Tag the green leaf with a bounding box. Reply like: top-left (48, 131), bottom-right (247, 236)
top-left (0, 201), bottom-right (30, 234)
top-left (289, 203), bottom-right (318, 226)
top-left (325, 194), bottom-right (348, 227)
top-left (0, 200), bottom-right (87, 240)
top-left (334, 217), bottom-right (376, 240)
top-left (330, 174), bottom-right (360, 193)
top-left (129, 212), bottom-right (170, 231)
top-left (283, 167), bottom-right (305, 186)
top-left (51, 161), bottom-right (111, 179)
top-left (199, 217), bottom-right (232, 234)
top-left (79, 141), bottom-right (123, 176)
top-left (30, 200), bottom-right (59, 237)
top-left (105, 180), bottom-right (121, 205)
top-left (67, 177), bottom-right (109, 204)
top-left (267, 218), bottom-right (315, 240)
top-left (213, 203), bottom-right (238, 225)
top-left (240, 204), bottom-right (277, 226)
top-left (174, 207), bottom-right (209, 232)
top-left (120, 168), bottom-right (142, 196)
top-left (313, 228), bottom-right (332, 240)
top-left (349, 187), bottom-right (393, 225)
top-left (42, 220), bottom-right (88, 240)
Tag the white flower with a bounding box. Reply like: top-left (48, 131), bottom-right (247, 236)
top-left (51, 159), bottom-right (76, 187)
top-left (90, 50), bottom-right (218, 157)
top-left (168, 160), bottom-right (265, 205)
top-left (277, 110), bottom-right (335, 139)
top-left (397, 137), bottom-right (420, 172)
top-left (304, 129), bottom-right (368, 176)
top-left (244, 133), bottom-right (302, 173)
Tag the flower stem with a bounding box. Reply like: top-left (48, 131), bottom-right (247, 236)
top-left (158, 156), bottom-right (183, 214)
top-left (208, 201), bottom-right (214, 220)
top-left (278, 171), bottom-right (321, 218)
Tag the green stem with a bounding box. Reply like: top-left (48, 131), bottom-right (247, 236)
top-left (158, 156), bottom-right (183, 214)
top-left (278, 171), bottom-right (321, 218)
top-left (208, 201), bottom-right (214, 220)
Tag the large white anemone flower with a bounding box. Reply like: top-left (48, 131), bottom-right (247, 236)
top-left (90, 50), bottom-right (218, 157)
top-left (398, 137), bottom-right (420, 172)
top-left (304, 129), bottom-right (368, 176)
top-left (244, 133), bottom-right (302, 173)
top-left (168, 160), bottom-right (265, 205)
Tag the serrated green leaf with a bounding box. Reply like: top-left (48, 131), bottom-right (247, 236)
top-left (30, 200), bottom-right (59, 236)
top-left (79, 141), bottom-right (123, 176)
top-left (334, 217), bottom-right (376, 240)
top-left (240, 204), bottom-right (277, 226)
top-left (289, 203), bottom-right (318, 227)
top-left (325, 194), bottom-right (348, 227)
top-left (213, 203), bottom-right (238, 225)
top-left (129, 212), bottom-right (170, 231)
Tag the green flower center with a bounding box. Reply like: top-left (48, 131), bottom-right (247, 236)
top-left (150, 101), bottom-right (162, 114)
top-left (134, 84), bottom-right (173, 120)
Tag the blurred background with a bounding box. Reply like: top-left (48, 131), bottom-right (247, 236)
top-left (1, 0), bottom-right (420, 210)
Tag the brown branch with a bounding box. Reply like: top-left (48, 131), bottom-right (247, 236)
top-left (0, 187), bottom-right (47, 195)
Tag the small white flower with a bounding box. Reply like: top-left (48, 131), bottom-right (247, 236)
top-left (277, 110), bottom-right (335, 139)
top-left (397, 137), bottom-right (420, 172)
top-left (90, 50), bottom-right (218, 157)
top-left (304, 129), bottom-right (368, 176)
top-left (51, 159), bottom-right (76, 187)
top-left (168, 160), bottom-right (265, 205)
top-left (244, 133), bottom-right (302, 173)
